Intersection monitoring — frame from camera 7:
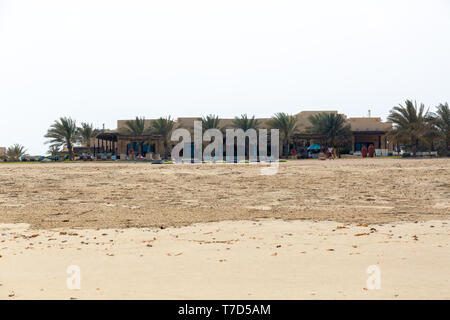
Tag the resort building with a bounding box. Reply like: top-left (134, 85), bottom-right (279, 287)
top-left (90, 111), bottom-right (393, 159)
top-left (0, 147), bottom-right (6, 157)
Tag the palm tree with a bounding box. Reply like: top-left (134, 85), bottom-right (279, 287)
top-left (232, 114), bottom-right (259, 130)
top-left (121, 116), bottom-right (147, 136)
top-left (45, 117), bottom-right (79, 160)
top-left (231, 114), bottom-right (259, 159)
top-left (387, 100), bottom-right (432, 155)
top-left (78, 122), bottom-right (97, 148)
top-left (120, 117), bottom-right (148, 156)
top-left (151, 116), bottom-right (176, 158)
top-left (201, 114), bottom-right (221, 131)
top-left (430, 103), bottom-right (450, 155)
top-left (267, 112), bottom-right (298, 157)
top-left (47, 145), bottom-right (60, 157)
top-left (6, 144), bottom-right (27, 161)
top-left (307, 113), bottom-right (352, 148)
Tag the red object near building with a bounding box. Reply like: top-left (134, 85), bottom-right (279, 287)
top-left (361, 145), bottom-right (368, 158)
top-left (368, 144), bottom-right (375, 157)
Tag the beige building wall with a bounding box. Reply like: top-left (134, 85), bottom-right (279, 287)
top-left (117, 119), bottom-right (155, 131)
top-left (116, 112), bottom-right (393, 133)
top-left (116, 113), bottom-right (391, 132)
top-left (0, 147), bottom-right (6, 156)
top-left (347, 117), bottom-right (392, 132)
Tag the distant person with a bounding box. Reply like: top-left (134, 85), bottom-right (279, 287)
top-left (291, 148), bottom-right (297, 159)
top-left (328, 147), bottom-right (335, 159)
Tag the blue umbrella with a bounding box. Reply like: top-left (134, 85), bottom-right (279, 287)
top-left (307, 144), bottom-right (321, 151)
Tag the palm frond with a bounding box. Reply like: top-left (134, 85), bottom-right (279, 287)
top-left (121, 117), bottom-right (147, 136)
top-left (44, 117), bottom-right (79, 159)
top-left (77, 122), bottom-right (97, 147)
top-left (267, 112), bottom-right (298, 138)
top-left (267, 112), bottom-right (298, 156)
top-left (232, 114), bottom-right (259, 130)
top-left (6, 144), bottom-right (27, 161)
top-left (387, 100), bottom-right (434, 153)
top-left (201, 114), bottom-right (221, 131)
top-left (307, 113), bottom-right (351, 146)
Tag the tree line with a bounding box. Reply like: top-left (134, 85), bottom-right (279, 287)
top-left (118, 113), bottom-right (346, 158)
top-left (387, 100), bottom-right (450, 156)
top-left (2, 99), bottom-right (448, 161)
top-left (0, 121), bottom-right (98, 161)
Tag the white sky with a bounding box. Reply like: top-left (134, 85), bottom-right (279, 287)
top-left (1, 0), bottom-right (449, 154)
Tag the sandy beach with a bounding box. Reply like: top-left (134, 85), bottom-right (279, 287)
top-left (0, 158), bottom-right (449, 229)
top-left (0, 219), bottom-right (449, 299)
top-left (0, 158), bottom-right (449, 299)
